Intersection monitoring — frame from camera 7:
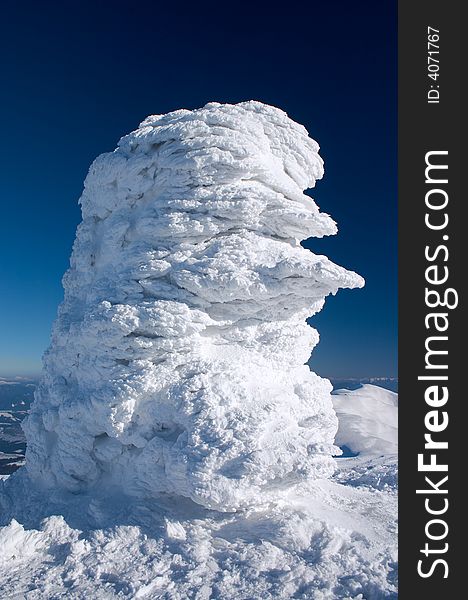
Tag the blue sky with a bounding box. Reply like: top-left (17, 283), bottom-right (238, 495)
top-left (0, 1), bottom-right (396, 378)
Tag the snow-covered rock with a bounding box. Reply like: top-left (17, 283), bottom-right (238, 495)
top-left (22, 101), bottom-right (364, 511)
top-left (0, 103), bottom-right (398, 599)
top-left (332, 384), bottom-right (398, 457)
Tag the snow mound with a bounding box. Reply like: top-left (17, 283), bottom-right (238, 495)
top-left (22, 101), bottom-right (363, 511)
top-left (332, 384), bottom-right (398, 457)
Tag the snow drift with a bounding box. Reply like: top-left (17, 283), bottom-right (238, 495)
top-left (23, 101), bottom-right (364, 511)
top-left (332, 384), bottom-right (398, 457)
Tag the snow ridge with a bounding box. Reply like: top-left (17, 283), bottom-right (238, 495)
top-left (23, 101), bottom-right (364, 511)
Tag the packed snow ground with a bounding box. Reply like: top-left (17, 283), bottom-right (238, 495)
top-left (0, 384), bottom-right (397, 599)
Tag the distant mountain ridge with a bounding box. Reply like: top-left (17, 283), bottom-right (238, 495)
top-left (330, 377), bottom-right (398, 393)
top-left (0, 378), bottom-right (36, 410)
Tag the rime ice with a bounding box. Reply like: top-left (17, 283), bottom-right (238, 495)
top-left (23, 101), bottom-right (364, 510)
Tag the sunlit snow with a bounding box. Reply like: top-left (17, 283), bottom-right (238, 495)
top-left (0, 102), bottom-right (396, 599)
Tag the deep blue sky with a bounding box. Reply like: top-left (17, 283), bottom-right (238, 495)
top-left (0, 1), bottom-right (396, 378)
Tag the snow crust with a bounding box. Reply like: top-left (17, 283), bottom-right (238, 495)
top-left (332, 385), bottom-right (398, 457)
top-left (23, 101), bottom-right (363, 511)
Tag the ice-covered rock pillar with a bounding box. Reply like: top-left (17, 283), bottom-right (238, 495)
top-left (24, 101), bottom-right (364, 510)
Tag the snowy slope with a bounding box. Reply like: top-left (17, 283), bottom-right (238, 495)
top-left (332, 384), bottom-right (398, 457)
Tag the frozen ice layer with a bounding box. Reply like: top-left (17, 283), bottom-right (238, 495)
top-left (23, 101), bottom-right (364, 510)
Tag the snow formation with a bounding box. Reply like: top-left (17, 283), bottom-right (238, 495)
top-left (23, 101), bottom-right (364, 511)
top-left (0, 103), bottom-right (398, 598)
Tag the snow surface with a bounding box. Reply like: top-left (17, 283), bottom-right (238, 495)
top-left (0, 446), bottom-right (397, 599)
top-left (0, 102), bottom-right (396, 598)
top-left (332, 385), bottom-right (398, 457)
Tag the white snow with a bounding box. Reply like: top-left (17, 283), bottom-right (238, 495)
top-left (332, 384), bottom-right (398, 457)
top-left (22, 100), bottom-right (363, 511)
top-left (0, 102), bottom-right (396, 598)
top-left (0, 456), bottom-right (397, 599)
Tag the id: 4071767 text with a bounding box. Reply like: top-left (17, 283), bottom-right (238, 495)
top-left (427, 26), bottom-right (440, 104)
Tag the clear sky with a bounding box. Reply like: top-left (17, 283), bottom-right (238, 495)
top-left (0, 1), bottom-right (396, 379)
